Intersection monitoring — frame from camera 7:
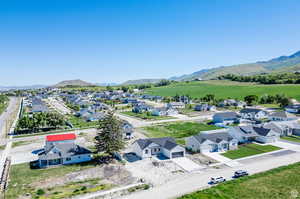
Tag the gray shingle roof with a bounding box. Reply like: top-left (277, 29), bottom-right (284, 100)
top-left (270, 111), bottom-right (296, 118)
top-left (193, 132), bottom-right (234, 144)
top-left (135, 137), bottom-right (178, 150)
top-left (39, 143), bottom-right (91, 160)
top-left (214, 112), bottom-right (239, 118)
top-left (240, 108), bottom-right (263, 114)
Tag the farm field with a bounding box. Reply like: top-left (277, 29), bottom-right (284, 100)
top-left (142, 122), bottom-right (220, 145)
top-left (146, 80), bottom-right (300, 101)
top-left (121, 111), bottom-right (175, 120)
top-left (222, 144), bottom-right (281, 159)
top-left (178, 162), bottom-right (300, 199)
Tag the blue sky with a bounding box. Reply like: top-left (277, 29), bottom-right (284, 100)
top-left (0, 0), bottom-right (300, 86)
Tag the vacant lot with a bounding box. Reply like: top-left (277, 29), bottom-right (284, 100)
top-left (121, 111), bottom-right (174, 120)
top-left (222, 144), bottom-right (281, 159)
top-left (142, 122), bottom-right (220, 145)
top-left (281, 135), bottom-right (300, 143)
top-left (146, 80), bottom-right (300, 100)
top-left (68, 116), bottom-right (98, 128)
top-left (6, 162), bottom-right (134, 199)
top-left (178, 162), bottom-right (300, 199)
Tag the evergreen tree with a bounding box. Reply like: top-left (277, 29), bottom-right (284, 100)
top-left (94, 112), bottom-right (125, 156)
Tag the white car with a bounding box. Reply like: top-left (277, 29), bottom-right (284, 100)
top-left (210, 177), bottom-right (226, 184)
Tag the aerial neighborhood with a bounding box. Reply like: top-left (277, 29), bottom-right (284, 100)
top-left (2, 77), bottom-right (300, 199)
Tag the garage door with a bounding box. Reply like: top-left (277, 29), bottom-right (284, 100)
top-left (171, 151), bottom-right (184, 158)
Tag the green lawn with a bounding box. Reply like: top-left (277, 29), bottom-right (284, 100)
top-left (281, 135), bottom-right (300, 143)
top-left (121, 111), bottom-right (175, 120)
top-left (68, 116), bottom-right (98, 128)
top-left (6, 162), bottom-right (113, 199)
top-left (178, 162), bottom-right (300, 199)
top-left (146, 80), bottom-right (300, 101)
top-left (222, 144), bottom-right (281, 159)
top-left (142, 122), bottom-right (221, 145)
top-left (0, 101), bottom-right (8, 115)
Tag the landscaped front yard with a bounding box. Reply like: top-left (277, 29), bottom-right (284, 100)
top-left (178, 162), bottom-right (300, 199)
top-left (281, 135), bottom-right (300, 143)
top-left (222, 144), bottom-right (281, 159)
top-left (121, 111), bottom-right (175, 120)
top-left (142, 122), bottom-right (221, 145)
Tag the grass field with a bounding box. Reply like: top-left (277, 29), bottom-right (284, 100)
top-left (281, 135), bottom-right (300, 143)
top-left (142, 122), bottom-right (221, 145)
top-left (6, 162), bottom-right (113, 199)
top-left (146, 80), bottom-right (300, 101)
top-left (0, 100), bottom-right (8, 115)
top-left (12, 140), bottom-right (34, 148)
top-left (222, 144), bottom-right (281, 159)
top-left (68, 116), bottom-right (98, 128)
top-left (121, 111), bottom-right (175, 120)
top-left (178, 162), bottom-right (300, 199)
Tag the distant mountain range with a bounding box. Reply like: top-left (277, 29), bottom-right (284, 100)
top-left (52, 79), bottom-right (95, 87)
top-left (171, 50), bottom-right (300, 81)
top-left (124, 50), bottom-right (300, 84)
top-left (122, 79), bottom-right (164, 85)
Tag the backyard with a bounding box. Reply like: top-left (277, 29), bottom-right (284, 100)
top-left (121, 111), bottom-right (175, 121)
top-left (68, 115), bottom-right (99, 128)
top-left (142, 122), bottom-right (221, 145)
top-left (222, 143), bottom-right (281, 159)
top-left (178, 162), bottom-right (300, 199)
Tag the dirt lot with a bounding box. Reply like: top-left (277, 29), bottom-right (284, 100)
top-left (187, 153), bottom-right (218, 165)
top-left (125, 158), bottom-right (186, 186)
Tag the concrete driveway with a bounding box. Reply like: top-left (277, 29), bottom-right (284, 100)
top-left (202, 152), bottom-right (242, 168)
top-left (172, 157), bottom-right (205, 172)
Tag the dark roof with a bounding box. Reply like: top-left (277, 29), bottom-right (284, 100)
top-left (193, 132), bottom-right (234, 144)
top-left (240, 108), bottom-right (263, 114)
top-left (232, 126), bottom-right (258, 137)
top-left (213, 112), bottom-right (238, 118)
top-left (39, 143), bottom-right (91, 160)
top-left (253, 126), bottom-right (272, 136)
top-left (135, 137), bottom-right (178, 150)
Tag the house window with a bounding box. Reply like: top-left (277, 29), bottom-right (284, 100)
top-left (66, 157), bottom-right (71, 161)
top-left (145, 149), bottom-right (148, 154)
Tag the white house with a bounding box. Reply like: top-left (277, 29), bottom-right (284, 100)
top-left (186, 129), bottom-right (238, 153)
top-left (37, 133), bottom-right (92, 168)
top-left (213, 112), bottom-right (239, 124)
top-left (239, 108), bottom-right (268, 120)
top-left (132, 137), bottom-right (185, 159)
top-left (167, 102), bottom-right (185, 109)
top-left (229, 125), bottom-right (280, 143)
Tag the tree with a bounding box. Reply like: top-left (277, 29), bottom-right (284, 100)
top-left (121, 86), bottom-right (129, 93)
top-left (278, 97), bottom-right (291, 108)
top-left (94, 112), bottom-right (125, 156)
top-left (244, 95), bottom-right (258, 105)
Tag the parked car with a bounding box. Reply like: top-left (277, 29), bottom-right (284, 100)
top-left (210, 177), bottom-right (226, 184)
top-left (233, 170), bottom-right (249, 178)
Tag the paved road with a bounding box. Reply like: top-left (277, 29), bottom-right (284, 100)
top-left (121, 149), bottom-right (300, 199)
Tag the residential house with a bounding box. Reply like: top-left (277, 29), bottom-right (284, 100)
top-left (194, 104), bottom-right (216, 112)
top-left (151, 107), bottom-right (178, 116)
top-left (122, 121), bottom-right (134, 139)
top-left (132, 137), bottom-right (185, 159)
top-left (263, 121), bottom-right (300, 136)
top-left (186, 129), bottom-right (238, 153)
top-left (132, 103), bottom-right (153, 113)
top-left (229, 125), bottom-right (280, 143)
top-left (37, 133), bottom-right (92, 168)
top-left (285, 105), bottom-right (300, 114)
top-left (239, 108), bottom-right (268, 120)
top-left (167, 102), bottom-right (185, 109)
top-left (212, 112), bottom-right (239, 124)
top-left (268, 111), bottom-right (297, 121)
